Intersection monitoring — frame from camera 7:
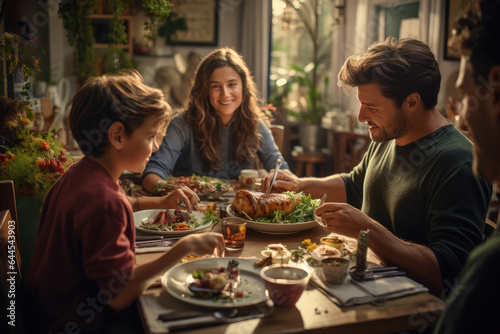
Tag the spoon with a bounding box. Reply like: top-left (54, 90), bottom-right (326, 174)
top-left (268, 158), bottom-right (282, 194)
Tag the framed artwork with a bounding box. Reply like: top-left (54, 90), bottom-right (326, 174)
top-left (444, 0), bottom-right (472, 60)
top-left (168, 0), bottom-right (219, 46)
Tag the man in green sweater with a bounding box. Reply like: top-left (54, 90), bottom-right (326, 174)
top-left (262, 37), bottom-right (492, 296)
top-left (434, 0), bottom-right (500, 332)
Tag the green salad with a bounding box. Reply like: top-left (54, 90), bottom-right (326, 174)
top-left (254, 192), bottom-right (320, 224)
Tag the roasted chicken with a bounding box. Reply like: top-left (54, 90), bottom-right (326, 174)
top-left (231, 189), bottom-right (301, 218)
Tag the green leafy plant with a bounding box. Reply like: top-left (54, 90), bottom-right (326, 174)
top-left (142, 0), bottom-right (173, 44)
top-left (58, 0), bottom-right (97, 82)
top-left (276, 0), bottom-right (336, 124)
top-left (104, 0), bottom-right (134, 73)
top-left (287, 65), bottom-right (330, 124)
top-left (0, 32), bottom-right (44, 104)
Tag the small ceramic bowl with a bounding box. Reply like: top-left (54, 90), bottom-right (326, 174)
top-left (318, 257), bottom-right (349, 285)
top-left (260, 265), bottom-right (311, 306)
top-left (320, 237), bottom-right (345, 252)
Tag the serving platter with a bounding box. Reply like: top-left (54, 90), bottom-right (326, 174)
top-left (133, 209), bottom-right (212, 236)
top-left (161, 257), bottom-right (268, 308)
top-left (226, 206), bottom-right (317, 235)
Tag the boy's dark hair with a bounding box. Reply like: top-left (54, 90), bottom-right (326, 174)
top-left (338, 37), bottom-right (441, 110)
top-left (449, 0), bottom-right (500, 81)
top-left (70, 70), bottom-right (170, 156)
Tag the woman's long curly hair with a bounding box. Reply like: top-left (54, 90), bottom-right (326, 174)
top-left (184, 48), bottom-right (262, 170)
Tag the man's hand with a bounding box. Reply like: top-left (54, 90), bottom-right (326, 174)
top-left (315, 202), bottom-right (375, 238)
top-left (261, 169), bottom-right (301, 193)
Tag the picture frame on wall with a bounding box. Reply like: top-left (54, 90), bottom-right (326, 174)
top-left (444, 0), bottom-right (472, 61)
top-left (167, 0), bottom-right (219, 46)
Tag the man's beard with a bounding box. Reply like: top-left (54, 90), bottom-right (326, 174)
top-left (369, 109), bottom-right (409, 142)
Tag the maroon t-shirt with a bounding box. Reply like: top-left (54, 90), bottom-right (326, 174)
top-left (27, 157), bottom-right (135, 332)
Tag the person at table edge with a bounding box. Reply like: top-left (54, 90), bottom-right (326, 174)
top-left (261, 37), bottom-right (492, 296)
top-left (26, 71), bottom-right (225, 333)
top-left (434, 0), bottom-right (500, 332)
top-left (142, 47), bottom-right (288, 192)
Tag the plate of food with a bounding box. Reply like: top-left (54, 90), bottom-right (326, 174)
top-left (161, 257), bottom-right (268, 308)
top-left (153, 175), bottom-right (233, 199)
top-left (133, 209), bottom-right (212, 236)
top-left (226, 190), bottom-right (320, 235)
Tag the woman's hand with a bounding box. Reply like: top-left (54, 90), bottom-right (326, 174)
top-left (315, 202), bottom-right (375, 238)
top-left (261, 169), bottom-right (301, 193)
top-left (159, 186), bottom-right (200, 211)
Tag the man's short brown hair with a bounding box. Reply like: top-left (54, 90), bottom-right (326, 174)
top-left (338, 37), bottom-right (441, 110)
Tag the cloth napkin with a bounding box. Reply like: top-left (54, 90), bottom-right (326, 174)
top-left (310, 272), bottom-right (428, 307)
top-left (140, 290), bottom-right (262, 333)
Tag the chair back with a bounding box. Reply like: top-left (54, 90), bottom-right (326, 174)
top-left (484, 218), bottom-right (497, 242)
top-left (270, 125), bottom-right (285, 152)
top-left (252, 124), bottom-right (286, 170)
top-left (0, 181), bottom-right (21, 274)
top-left (0, 181), bottom-right (32, 333)
top-left (332, 132), bottom-right (371, 173)
top-left (1, 209), bottom-right (29, 333)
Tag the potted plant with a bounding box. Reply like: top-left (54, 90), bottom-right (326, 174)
top-left (272, 0), bottom-right (336, 152)
top-left (1, 31), bottom-right (74, 275)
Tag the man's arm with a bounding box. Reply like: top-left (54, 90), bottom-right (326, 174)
top-left (261, 169), bottom-right (348, 202)
top-left (316, 202), bottom-right (443, 295)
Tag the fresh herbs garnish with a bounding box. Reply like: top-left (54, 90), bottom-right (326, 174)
top-left (253, 192), bottom-right (319, 224)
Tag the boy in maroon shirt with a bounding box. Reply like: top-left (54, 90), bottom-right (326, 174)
top-left (27, 71), bottom-right (224, 333)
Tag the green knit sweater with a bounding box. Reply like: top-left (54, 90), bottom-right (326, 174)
top-left (341, 124), bottom-right (492, 288)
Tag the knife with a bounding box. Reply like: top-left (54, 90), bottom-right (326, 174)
top-left (135, 240), bottom-right (175, 248)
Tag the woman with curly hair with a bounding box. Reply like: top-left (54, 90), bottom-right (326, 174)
top-left (142, 47), bottom-right (288, 191)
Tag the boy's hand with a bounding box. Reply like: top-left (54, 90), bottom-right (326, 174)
top-left (261, 169), bottom-right (301, 193)
top-left (161, 186), bottom-right (200, 211)
top-left (180, 232), bottom-right (225, 257)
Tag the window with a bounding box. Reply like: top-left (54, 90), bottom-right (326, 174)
top-left (269, 0), bottom-right (334, 120)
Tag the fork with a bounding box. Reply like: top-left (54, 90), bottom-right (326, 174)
top-left (315, 193), bottom-right (328, 227)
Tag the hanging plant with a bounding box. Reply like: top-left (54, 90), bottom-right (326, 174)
top-left (58, 0), bottom-right (97, 83)
top-left (104, 0), bottom-right (133, 74)
top-left (142, 0), bottom-right (174, 45)
top-left (0, 32), bottom-right (44, 104)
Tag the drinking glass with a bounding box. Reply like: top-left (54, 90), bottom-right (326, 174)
top-left (221, 217), bottom-right (247, 250)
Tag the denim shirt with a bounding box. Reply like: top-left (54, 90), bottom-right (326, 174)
top-left (144, 114), bottom-right (289, 180)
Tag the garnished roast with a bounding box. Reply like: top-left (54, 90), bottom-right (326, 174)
top-left (231, 189), bottom-right (302, 218)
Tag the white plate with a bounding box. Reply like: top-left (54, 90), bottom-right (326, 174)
top-left (161, 257), bottom-right (268, 308)
top-left (226, 206), bottom-right (317, 235)
top-left (133, 209), bottom-right (211, 236)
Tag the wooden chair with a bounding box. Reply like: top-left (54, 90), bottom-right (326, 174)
top-left (253, 124), bottom-right (285, 170)
top-left (0, 181), bottom-right (32, 333)
top-left (291, 150), bottom-right (328, 177)
top-left (332, 131), bottom-right (371, 173)
top-left (0, 181), bottom-right (21, 275)
top-left (270, 124), bottom-right (285, 152)
top-left (484, 218), bottom-right (497, 242)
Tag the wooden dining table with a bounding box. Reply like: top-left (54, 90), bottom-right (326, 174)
top-left (134, 190), bottom-right (445, 334)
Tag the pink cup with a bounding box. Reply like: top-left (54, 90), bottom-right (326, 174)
top-left (260, 264), bottom-right (311, 306)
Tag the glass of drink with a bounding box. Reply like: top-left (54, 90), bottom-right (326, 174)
top-left (221, 217), bottom-right (247, 250)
